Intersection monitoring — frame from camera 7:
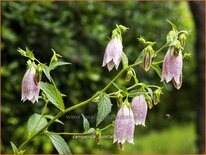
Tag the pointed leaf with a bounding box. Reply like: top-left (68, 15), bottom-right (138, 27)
top-left (42, 64), bottom-right (51, 81)
top-left (40, 82), bottom-right (65, 110)
top-left (122, 52), bottom-right (128, 68)
top-left (10, 142), bottom-right (18, 154)
top-left (27, 113), bottom-right (48, 138)
top-left (49, 61), bottom-right (71, 71)
top-left (96, 93), bottom-right (112, 126)
top-left (47, 133), bottom-right (71, 154)
top-left (81, 114), bottom-right (90, 131)
top-left (151, 64), bottom-right (161, 78)
top-left (135, 50), bottom-right (145, 63)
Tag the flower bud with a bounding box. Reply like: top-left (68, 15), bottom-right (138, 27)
top-left (125, 69), bottom-right (133, 82)
top-left (116, 92), bottom-right (123, 108)
top-left (179, 33), bottom-right (187, 48)
top-left (166, 30), bottom-right (177, 43)
top-left (143, 45), bottom-right (154, 71)
top-left (144, 94), bottom-right (153, 109)
top-left (153, 89), bottom-right (162, 105)
top-left (95, 129), bottom-right (101, 145)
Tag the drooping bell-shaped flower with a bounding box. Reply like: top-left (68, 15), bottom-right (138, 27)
top-left (161, 47), bottom-right (183, 89)
top-left (131, 95), bottom-right (148, 126)
top-left (21, 66), bottom-right (40, 103)
top-left (102, 37), bottom-right (123, 71)
top-left (113, 104), bottom-right (135, 150)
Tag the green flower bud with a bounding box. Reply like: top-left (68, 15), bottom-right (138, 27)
top-left (144, 94), bottom-right (153, 109)
top-left (179, 33), bottom-right (187, 48)
top-left (143, 45), bottom-right (154, 72)
top-left (116, 92), bottom-right (123, 108)
top-left (95, 129), bottom-right (101, 145)
top-left (153, 88), bottom-right (162, 105)
top-left (51, 55), bottom-right (58, 63)
top-left (125, 69), bottom-right (133, 82)
top-left (167, 30), bottom-right (177, 43)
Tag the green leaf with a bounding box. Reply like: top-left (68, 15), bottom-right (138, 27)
top-left (49, 61), bottom-right (70, 71)
top-left (26, 47), bottom-right (35, 60)
top-left (17, 47), bottom-right (35, 60)
top-left (135, 50), bottom-right (145, 63)
top-left (122, 52), bottom-right (128, 68)
top-left (82, 114), bottom-right (90, 131)
top-left (85, 128), bottom-right (95, 134)
top-left (27, 113), bottom-right (48, 138)
top-left (96, 93), bottom-right (112, 127)
top-left (44, 115), bottom-right (64, 125)
top-left (47, 133), bottom-right (71, 154)
top-left (40, 82), bottom-right (65, 110)
top-left (17, 48), bottom-right (26, 56)
top-left (10, 142), bottom-right (18, 154)
top-left (42, 64), bottom-right (51, 81)
top-left (112, 82), bottom-right (128, 94)
top-left (151, 64), bottom-right (162, 78)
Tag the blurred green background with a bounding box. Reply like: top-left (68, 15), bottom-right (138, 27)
top-left (1, 1), bottom-right (203, 154)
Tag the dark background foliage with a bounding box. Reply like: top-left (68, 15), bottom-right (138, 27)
top-left (1, 1), bottom-right (204, 154)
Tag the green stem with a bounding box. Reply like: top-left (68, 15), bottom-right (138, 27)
top-left (41, 101), bottom-right (48, 116)
top-left (155, 42), bottom-right (169, 54)
top-left (100, 123), bottom-right (114, 132)
top-left (50, 132), bottom-right (93, 136)
top-left (17, 62), bottom-right (142, 151)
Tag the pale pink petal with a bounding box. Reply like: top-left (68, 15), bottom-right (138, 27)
top-left (107, 60), bottom-right (115, 71)
top-left (114, 105), bottom-right (135, 144)
top-left (102, 37), bottom-right (123, 71)
top-left (131, 95), bottom-right (148, 126)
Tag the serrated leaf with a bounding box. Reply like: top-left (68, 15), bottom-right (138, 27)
top-left (40, 82), bottom-right (65, 110)
top-left (10, 142), bottom-right (18, 154)
top-left (49, 61), bottom-right (70, 71)
top-left (42, 64), bottom-right (51, 81)
top-left (122, 52), bottom-right (128, 68)
top-left (135, 50), bottom-right (145, 63)
top-left (112, 82), bottom-right (128, 94)
top-left (27, 113), bottom-right (48, 138)
top-left (82, 114), bottom-right (90, 131)
top-left (47, 133), bottom-right (71, 154)
top-left (96, 93), bottom-right (112, 127)
top-left (44, 115), bottom-right (64, 125)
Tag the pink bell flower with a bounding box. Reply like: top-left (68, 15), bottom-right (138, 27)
top-left (113, 104), bottom-right (135, 150)
top-left (131, 95), bottom-right (148, 126)
top-left (161, 47), bottom-right (183, 89)
top-left (21, 66), bottom-right (40, 103)
top-left (102, 37), bottom-right (123, 71)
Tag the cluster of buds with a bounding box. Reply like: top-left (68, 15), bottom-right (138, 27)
top-left (113, 95), bottom-right (148, 150)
